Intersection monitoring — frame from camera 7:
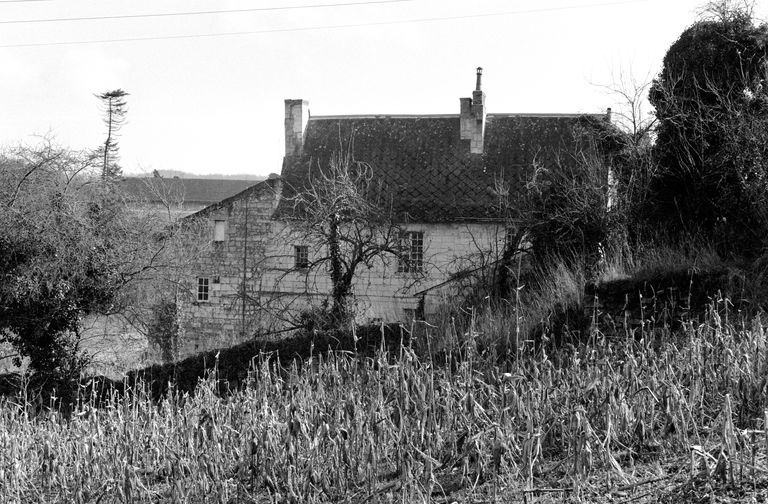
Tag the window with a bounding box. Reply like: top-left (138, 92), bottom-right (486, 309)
top-left (402, 308), bottom-right (416, 323)
top-left (398, 231), bottom-right (424, 273)
top-left (213, 220), bottom-right (227, 242)
top-left (505, 227), bottom-right (519, 250)
top-left (197, 277), bottom-right (209, 302)
top-left (294, 245), bottom-right (309, 269)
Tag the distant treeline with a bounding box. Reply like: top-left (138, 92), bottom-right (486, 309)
top-left (127, 169), bottom-right (268, 180)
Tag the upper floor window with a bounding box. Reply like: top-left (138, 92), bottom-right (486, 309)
top-left (197, 277), bottom-right (209, 302)
top-left (213, 220), bottom-right (227, 242)
top-left (294, 245), bottom-right (309, 269)
top-left (398, 231), bottom-right (424, 273)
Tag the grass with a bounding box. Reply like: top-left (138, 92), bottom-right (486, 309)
top-left (599, 239), bottom-right (725, 285)
top-left (3, 304), bottom-right (768, 503)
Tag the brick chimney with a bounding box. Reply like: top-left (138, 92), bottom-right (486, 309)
top-left (459, 67), bottom-right (486, 154)
top-left (284, 99), bottom-right (309, 156)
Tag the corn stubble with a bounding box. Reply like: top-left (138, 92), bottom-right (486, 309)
top-left (2, 310), bottom-right (768, 503)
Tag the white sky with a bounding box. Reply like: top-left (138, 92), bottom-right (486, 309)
top-left (1, 0), bottom-right (764, 177)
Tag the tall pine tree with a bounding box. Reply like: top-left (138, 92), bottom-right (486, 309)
top-left (97, 89), bottom-right (129, 180)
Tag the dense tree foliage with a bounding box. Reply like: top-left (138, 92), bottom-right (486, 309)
top-left (0, 143), bottom-right (114, 377)
top-left (648, 4), bottom-right (768, 254)
top-left (0, 140), bottom-right (194, 385)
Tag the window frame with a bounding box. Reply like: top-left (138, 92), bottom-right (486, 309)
top-left (197, 277), bottom-right (210, 302)
top-left (398, 231), bottom-right (424, 273)
top-left (294, 245), bottom-right (310, 269)
top-left (212, 219), bottom-right (227, 243)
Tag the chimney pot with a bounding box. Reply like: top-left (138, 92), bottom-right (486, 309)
top-left (460, 67), bottom-right (486, 154)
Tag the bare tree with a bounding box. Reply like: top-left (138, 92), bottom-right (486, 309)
top-left (697, 0), bottom-right (757, 23)
top-left (493, 120), bottom-right (616, 291)
top-left (279, 151), bottom-right (412, 326)
top-left (138, 172), bottom-right (187, 220)
top-left (594, 71), bottom-right (658, 245)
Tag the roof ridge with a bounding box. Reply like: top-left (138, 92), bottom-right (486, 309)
top-left (309, 112), bottom-right (603, 120)
top-left (311, 114), bottom-right (459, 119)
top-left (488, 112), bottom-right (603, 118)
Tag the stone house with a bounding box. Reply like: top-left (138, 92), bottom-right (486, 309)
top-left (176, 69), bottom-right (608, 357)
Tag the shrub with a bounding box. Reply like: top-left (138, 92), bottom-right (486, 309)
top-left (146, 301), bottom-right (179, 362)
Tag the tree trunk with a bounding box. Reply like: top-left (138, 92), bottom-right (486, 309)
top-left (103, 96), bottom-right (113, 180)
top-left (328, 214), bottom-right (348, 322)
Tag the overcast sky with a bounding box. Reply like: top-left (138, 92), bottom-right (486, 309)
top-left (1, 0), bottom-right (764, 177)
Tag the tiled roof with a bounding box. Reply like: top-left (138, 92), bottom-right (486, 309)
top-left (276, 113), bottom-right (607, 223)
top-left (118, 177), bottom-right (260, 205)
top-left (189, 177), bottom-right (282, 219)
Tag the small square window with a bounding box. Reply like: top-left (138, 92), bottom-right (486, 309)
top-left (213, 220), bottom-right (227, 242)
top-left (398, 231), bottom-right (424, 273)
top-left (294, 245), bottom-right (309, 269)
top-left (402, 308), bottom-right (416, 323)
top-left (197, 277), bottom-right (209, 302)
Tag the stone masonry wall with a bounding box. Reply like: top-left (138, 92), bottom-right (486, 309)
top-left (177, 180), bottom-right (281, 357)
top-left (178, 199), bottom-right (506, 359)
top-left (259, 221), bottom-right (506, 325)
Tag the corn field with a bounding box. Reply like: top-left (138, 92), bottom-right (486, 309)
top-left (3, 310), bottom-right (768, 503)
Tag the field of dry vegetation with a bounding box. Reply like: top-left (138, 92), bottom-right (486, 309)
top-left (3, 298), bottom-right (768, 503)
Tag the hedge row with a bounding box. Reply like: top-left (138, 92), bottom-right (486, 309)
top-left (0, 323), bottom-right (410, 403)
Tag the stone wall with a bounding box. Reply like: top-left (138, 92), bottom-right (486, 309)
top-left (177, 180), bottom-right (282, 357)
top-left (177, 193), bottom-right (506, 359)
top-left (259, 221), bottom-right (505, 324)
